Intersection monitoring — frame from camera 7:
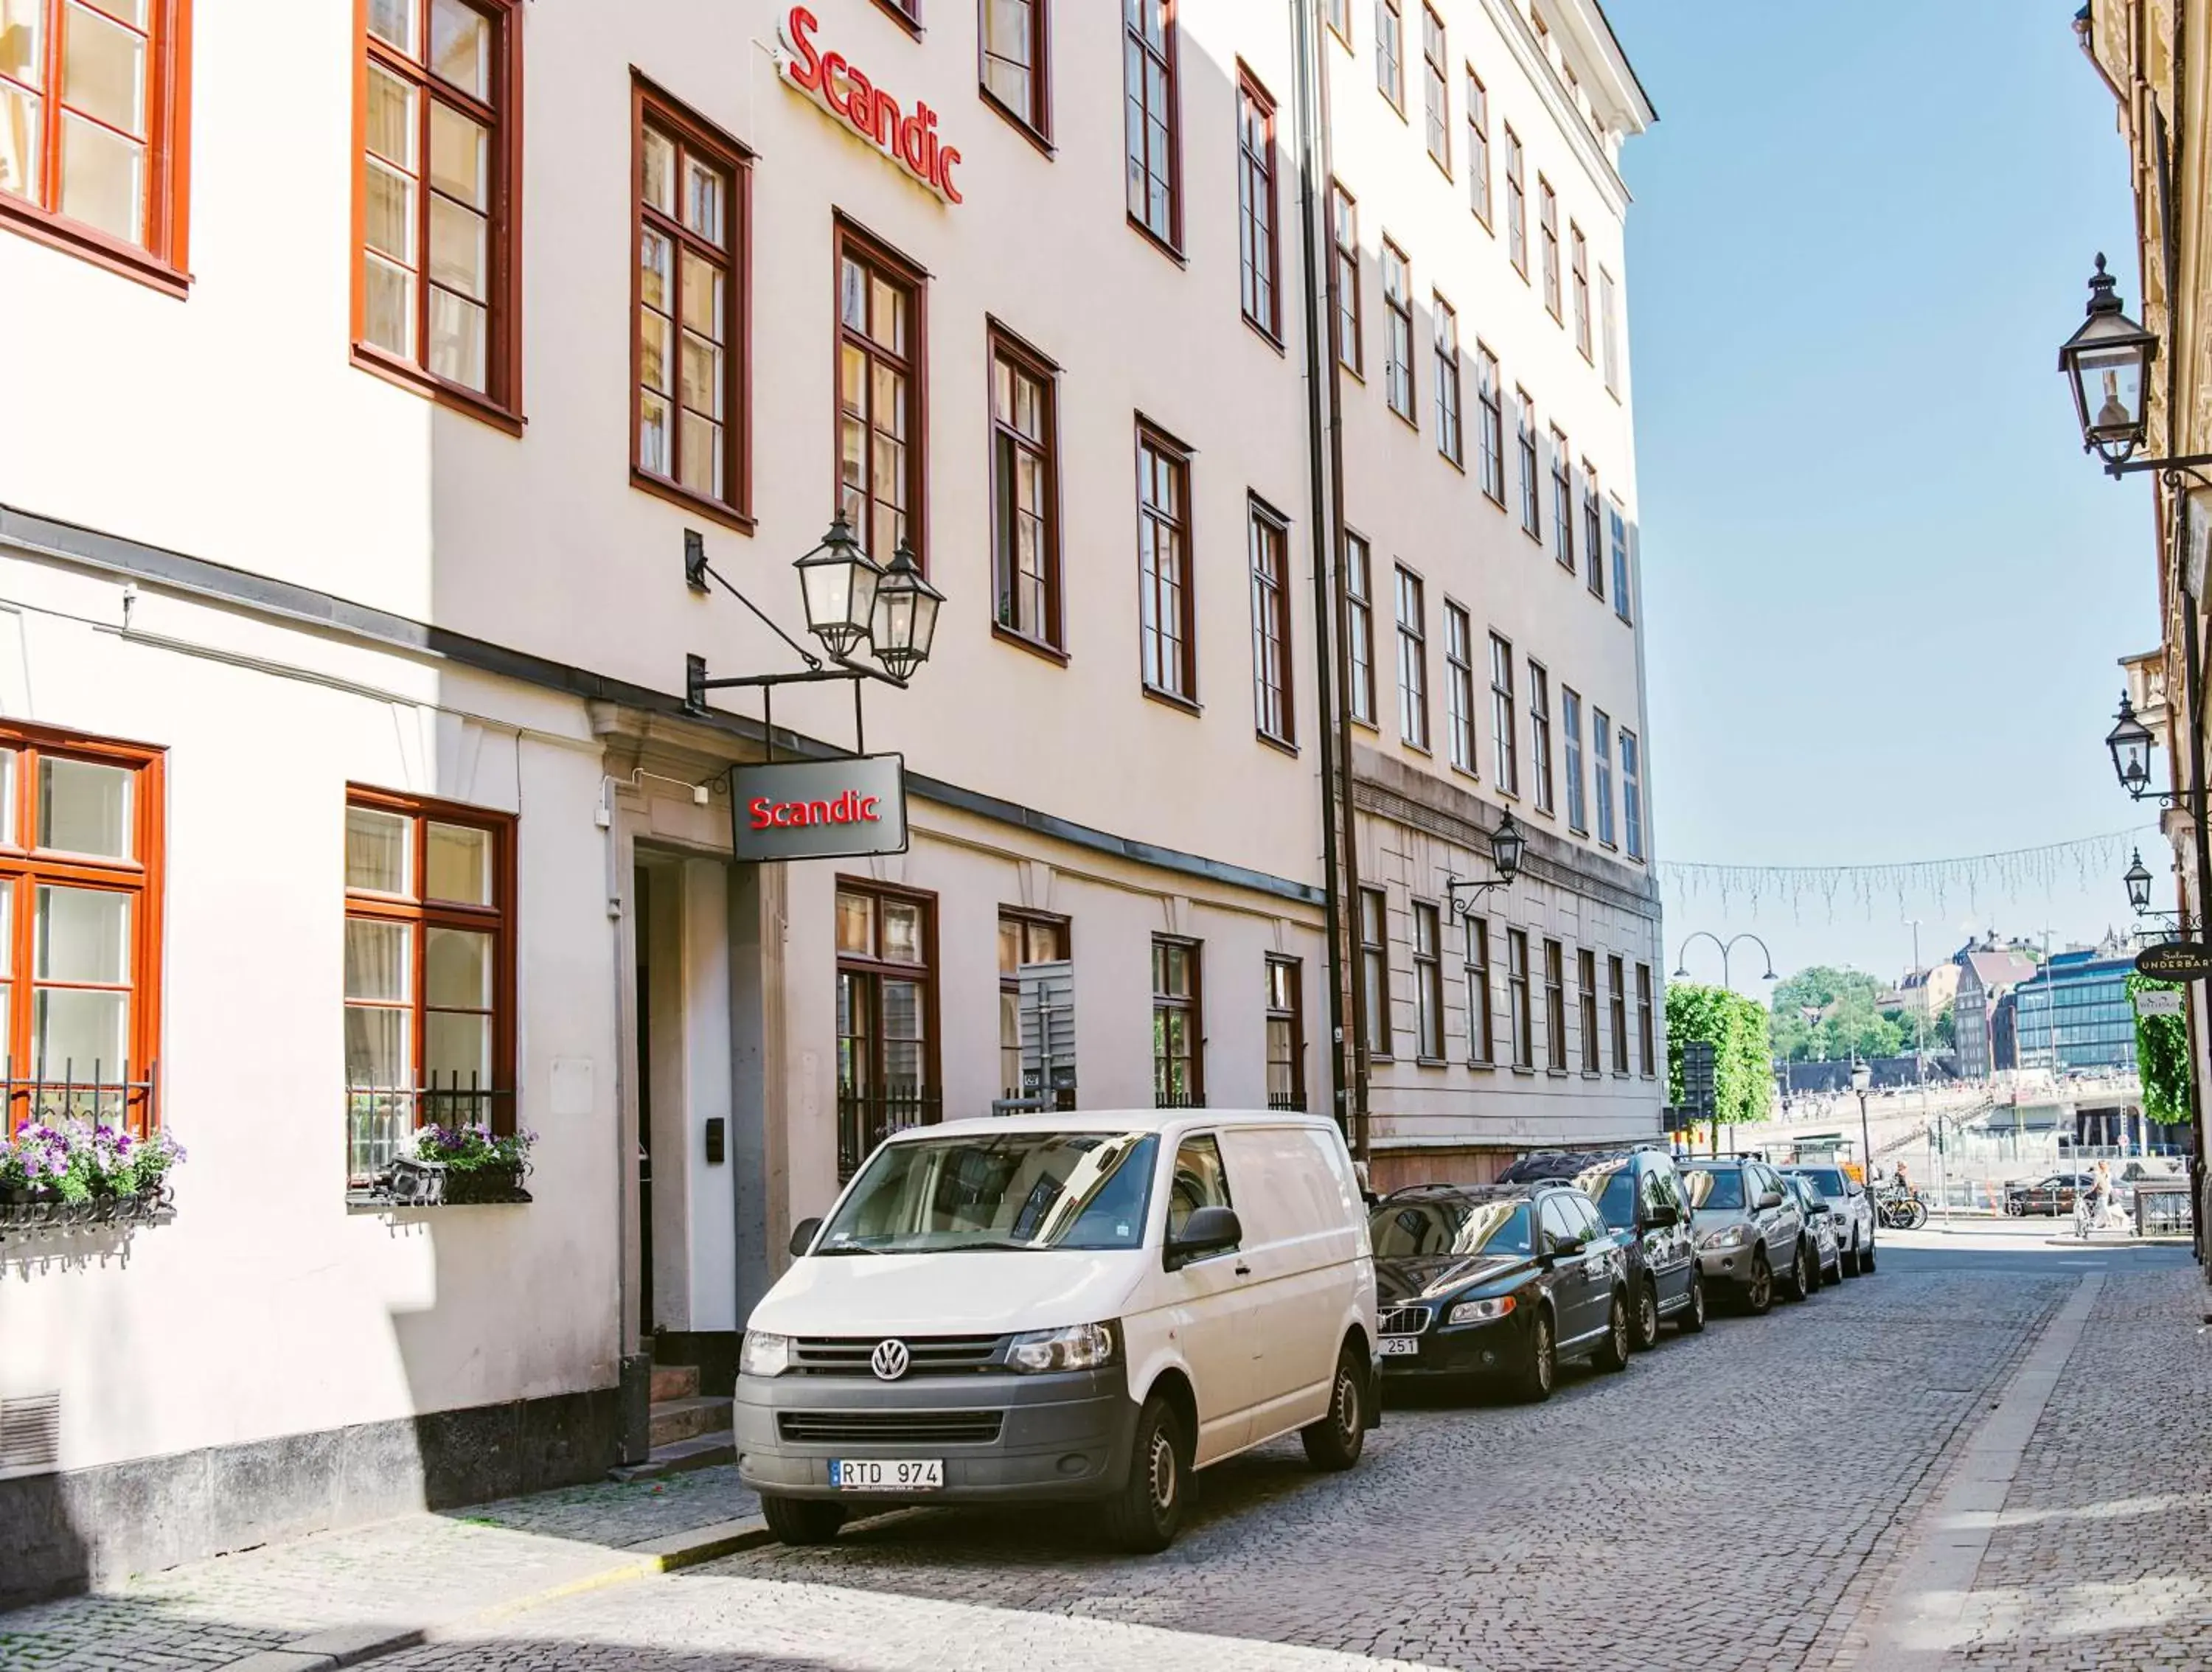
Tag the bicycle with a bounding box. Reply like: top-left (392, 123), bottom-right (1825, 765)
top-left (2073, 1191), bottom-right (2130, 1239)
top-left (1874, 1186), bottom-right (1927, 1231)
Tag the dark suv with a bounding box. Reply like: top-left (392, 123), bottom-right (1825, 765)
top-left (1370, 1182), bottom-right (1633, 1404)
top-left (1498, 1148), bottom-right (1705, 1347)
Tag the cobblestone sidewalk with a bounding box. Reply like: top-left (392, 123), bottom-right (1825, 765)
top-left (0, 1467), bottom-right (761, 1671)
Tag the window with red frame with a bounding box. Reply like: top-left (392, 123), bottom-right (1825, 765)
top-left (836, 219), bottom-right (927, 568)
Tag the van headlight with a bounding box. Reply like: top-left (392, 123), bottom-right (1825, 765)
top-left (740, 1331), bottom-right (792, 1378)
top-left (1006, 1322), bottom-right (1119, 1373)
top-left (1447, 1295), bottom-right (1517, 1326)
top-left (1700, 1225), bottom-right (1750, 1251)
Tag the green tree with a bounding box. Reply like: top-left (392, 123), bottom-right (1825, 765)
top-left (1668, 981), bottom-right (1775, 1126)
top-left (2128, 973), bottom-right (2194, 1127)
top-left (1769, 965), bottom-right (1904, 1062)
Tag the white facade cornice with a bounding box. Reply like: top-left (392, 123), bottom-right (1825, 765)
top-left (1480, 0), bottom-right (1644, 219)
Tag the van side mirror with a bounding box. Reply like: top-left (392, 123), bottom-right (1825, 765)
top-left (1166, 1205), bottom-right (1242, 1268)
top-left (789, 1216), bottom-right (821, 1258)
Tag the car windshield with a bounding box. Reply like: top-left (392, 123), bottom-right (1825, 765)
top-left (1795, 1181), bottom-right (1829, 1209)
top-left (818, 1131), bottom-right (1159, 1253)
top-left (1587, 1168), bottom-right (1636, 1230)
top-left (1797, 1167), bottom-right (1849, 1197)
top-left (1680, 1168), bottom-right (1744, 1210)
top-left (1370, 1197), bottom-right (1534, 1259)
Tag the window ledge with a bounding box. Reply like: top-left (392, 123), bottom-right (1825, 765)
top-left (1546, 1067), bottom-right (1571, 1079)
top-left (347, 1186), bottom-right (534, 1212)
top-left (633, 468), bottom-right (755, 534)
top-left (993, 624), bottom-right (1070, 666)
top-left (866, 0), bottom-right (924, 36)
top-left (1257, 730), bottom-right (1299, 759)
top-left (352, 344), bottom-right (526, 436)
top-left (1582, 1070), bottom-right (1604, 1080)
top-left (1613, 1071), bottom-right (1634, 1080)
top-left (1511, 1065), bottom-right (1537, 1077)
top-left (1340, 360), bottom-right (1367, 385)
top-left (979, 89), bottom-right (1054, 156)
top-left (1351, 716), bottom-right (1381, 733)
top-left (1143, 683), bottom-right (1203, 717)
top-left (1416, 1056), bottom-right (1449, 1069)
top-left (0, 200), bottom-right (191, 298)
top-left (1127, 215), bottom-right (1187, 268)
top-left (1243, 315), bottom-right (1288, 356)
top-left (1468, 1059), bottom-right (1498, 1073)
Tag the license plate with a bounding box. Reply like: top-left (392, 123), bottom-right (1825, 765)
top-left (830, 1457), bottom-right (943, 1491)
top-left (1380, 1336), bottom-right (1421, 1357)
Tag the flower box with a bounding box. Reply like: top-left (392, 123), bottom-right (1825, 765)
top-left (1, 1121), bottom-right (183, 1241)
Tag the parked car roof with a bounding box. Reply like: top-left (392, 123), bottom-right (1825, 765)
top-left (891, 1108), bottom-right (1340, 1143)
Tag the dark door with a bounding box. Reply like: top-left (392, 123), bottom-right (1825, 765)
top-left (1644, 1165), bottom-right (1694, 1307)
top-left (1540, 1194), bottom-right (1598, 1342)
top-left (633, 864), bottom-right (655, 1337)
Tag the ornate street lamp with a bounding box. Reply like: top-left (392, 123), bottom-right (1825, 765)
top-left (2059, 255), bottom-right (2157, 467)
top-left (869, 542), bottom-right (945, 681)
top-left (1442, 811), bottom-right (1526, 933)
top-left (2105, 691), bottom-right (2156, 798)
top-left (2124, 847), bottom-right (2155, 915)
top-left (793, 515), bottom-right (884, 660)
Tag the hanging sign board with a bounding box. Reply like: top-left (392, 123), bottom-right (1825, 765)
top-left (731, 753), bottom-right (908, 863)
top-left (2134, 941), bottom-right (2212, 981)
top-left (2135, 987), bottom-right (2186, 1017)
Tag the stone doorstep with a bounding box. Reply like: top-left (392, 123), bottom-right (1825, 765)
top-left (209, 1516), bottom-right (773, 1672)
top-left (647, 1395), bottom-right (733, 1449)
top-left (607, 1427), bottom-right (737, 1482)
top-left (647, 1364), bottom-right (699, 1404)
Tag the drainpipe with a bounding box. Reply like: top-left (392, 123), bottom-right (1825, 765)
top-left (602, 780), bottom-right (650, 1463)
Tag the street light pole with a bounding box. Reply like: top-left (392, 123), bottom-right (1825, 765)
top-left (1852, 1059), bottom-right (1874, 1185)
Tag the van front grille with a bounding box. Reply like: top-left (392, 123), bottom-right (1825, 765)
top-left (777, 1410), bottom-right (1004, 1446)
top-left (790, 1335), bottom-right (1006, 1375)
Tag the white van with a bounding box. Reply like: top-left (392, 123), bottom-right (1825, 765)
top-left (736, 1109), bottom-right (1378, 1552)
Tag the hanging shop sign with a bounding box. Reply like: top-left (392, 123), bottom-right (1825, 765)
top-left (2134, 987), bottom-right (2185, 1017)
top-left (776, 7), bottom-right (964, 204)
top-left (731, 753), bottom-right (909, 863)
top-left (2134, 941), bottom-right (2212, 981)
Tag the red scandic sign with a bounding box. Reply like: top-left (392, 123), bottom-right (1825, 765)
top-left (777, 6), bottom-right (964, 204)
top-left (748, 790), bottom-right (882, 830)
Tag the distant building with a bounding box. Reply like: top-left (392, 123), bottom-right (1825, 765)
top-left (1955, 944), bottom-right (2041, 1079)
top-left (2012, 938), bottom-right (2137, 1073)
top-left (1879, 962), bottom-right (1960, 1022)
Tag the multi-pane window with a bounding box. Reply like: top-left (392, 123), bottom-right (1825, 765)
top-left (1465, 918), bottom-right (1495, 1065)
top-left (1395, 565), bottom-right (1428, 751)
top-left (1250, 502), bottom-right (1294, 745)
top-left (1489, 634), bottom-right (1518, 795)
top-left (1124, 0), bottom-right (1178, 247)
top-left (1465, 69), bottom-right (1490, 224)
top-left (1571, 225), bottom-right (1591, 358)
top-left (1382, 239), bottom-right (1414, 422)
top-left (1504, 125), bottom-right (1526, 276)
top-left (1562, 686), bottom-right (1587, 832)
top-left (0, 729), bottom-right (161, 1140)
top-left (1237, 72), bottom-right (1279, 338)
top-left (1507, 929), bottom-right (1532, 1068)
top-left (1421, 5), bottom-right (1447, 167)
top-left (1444, 604), bottom-right (1477, 775)
top-left (1637, 964), bottom-right (1657, 1076)
top-left (1611, 506), bottom-right (1633, 622)
top-left (998, 912), bottom-right (1070, 1099)
top-left (1517, 391), bottom-right (1541, 539)
top-left (1539, 178), bottom-right (1560, 320)
top-left (1152, 937), bottom-right (1203, 1106)
top-left (1476, 347), bottom-right (1504, 503)
top-left (1266, 955), bottom-right (1304, 1110)
top-left (1332, 181), bottom-right (1362, 376)
top-left (1601, 268), bottom-right (1621, 395)
top-left (1579, 949), bottom-right (1599, 1072)
top-left (1543, 939), bottom-right (1566, 1069)
top-left (1325, 0), bottom-right (1351, 46)
top-left (1551, 430), bottom-right (1573, 569)
top-left (1360, 887), bottom-right (1390, 1060)
top-left (1413, 902), bottom-right (1444, 1060)
top-left (991, 329), bottom-right (1060, 649)
top-left (837, 882), bottom-right (936, 1176)
top-left (1346, 532), bottom-right (1377, 725)
top-left (1623, 729), bottom-right (1645, 860)
top-left (1583, 464), bottom-right (1604, 598)
top-left (1137, 425), bottom-right (1197, 701)
top-left (836, 226), bottom-right (925, 565)
top-left (358, 0), bottom-right (517, 405)
top-left (0, 0), bottom-right (187, 276)
top-left (635, 90), bottom-right (745, 518)
top-left (981, 0), bottom-right (1048, 138)
top-left (1593, 708), bottom-right (1615, 846)
top-left (1610, 955), bottom-right (1630, 1073)
top-left (345, 790), bottom-right (511, 1181)
top-left (1433, 296), bottom-right (1462, 465)
top-left (1375, 0), bottom-right (1402, 110)
top-left (1528, 661), bottom-right (1554, 814)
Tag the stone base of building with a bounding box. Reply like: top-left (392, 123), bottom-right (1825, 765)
top-left (651, 1329), bottom-right (741, 1398)
top-left (1369, 1147), bottom-right (1518, 1193)
top-left (0, 1386), bottom-right (621, 1610)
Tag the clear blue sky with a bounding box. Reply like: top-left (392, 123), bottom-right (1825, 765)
top-left (1605, 0), bottom-right (2166, 994)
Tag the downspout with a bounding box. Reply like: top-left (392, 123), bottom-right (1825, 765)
top-left (1290, 0), bottom-right (1368, 1161)
top-left (602, 781), bottom-right (650, 1462)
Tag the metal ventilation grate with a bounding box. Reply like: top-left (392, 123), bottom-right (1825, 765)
top-left (0, 1393), bottom-right (60, 1475)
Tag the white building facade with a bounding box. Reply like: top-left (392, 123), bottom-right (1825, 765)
top-left (0, 0), bottom-right (1656, 1598)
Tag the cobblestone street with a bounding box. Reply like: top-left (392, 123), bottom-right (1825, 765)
top-left (13, 1223), bottom-right (2202, 1672)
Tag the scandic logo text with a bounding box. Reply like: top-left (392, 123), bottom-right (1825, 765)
top-left (777, 7), bottom-right (964, 204)
top-left (748, 790), bottom-right (884, 832)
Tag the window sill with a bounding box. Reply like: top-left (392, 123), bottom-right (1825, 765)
top-left (866, 0), bottom-right (923, 37)
top-left (347, 1189), bottom-right (533, 1212)
top-left (1587, 584), bottom-right (1606, 602)
top-left (1340, 360), bottom-right (1366, 384)
top-left (1430, 154), bottom-right (1453, 184)
top-left (1416, 1056), bottom-right (1449, 1069)
top-left (1143, 683), bottom-right (1203, 717)
top-left (1511, 1065), bottom-right (1537, 1077)
top-left (993, 624), bottom-right (1070, 666)
top-left (352, 345), bottom-right (526, 436)
top-left (1257, 729), bottom-right (1299, 758)
top-left (980, 89), bottom-right (1054, 156)
top-left (1556, 557), bottom-right (1576, 574)
top-left (1472, 210), bottom-right (1492, 235)
top-left (1402, 739), bottom-right (1433, 758)
top-left (1547, 1067), bottom-right (1570, 1079)
top-left (1439, 448), bottom-right (1466, 474)
top-left (1582, 1070), bottom-right (1604, 1080)
top-left (1450, 763), bottom-right (1481, 785)
top-left (1614, 1071), bottom-right (1634, 1081)
top-left (1523, 526), bottom-right (1545, 546)
top-left (1468, 1059), bottom-right (1497, 1073)
top-left (1243, 315), bottom-right (1287, 356)
top-left (0, 199), bottom-right (191, 298)
top-left (632, 467), bottom-right (756, 534)
top-left (1390, 403), bottom-right (1421, 433)
top-left (1350, 716), bottom-right (1381, 732)
top-left (1579, 346), bottom-right (1596, 366)
top-left (1483, 487), bottom-right (1507, 511)
top-left (1127, 215), bottom-right (1187, 268)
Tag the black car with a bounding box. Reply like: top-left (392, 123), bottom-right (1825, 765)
top-left (1370, 1182), bottom-right (1633, 1404)
top-left (1498, 1147), bottom-right (1707, 1348)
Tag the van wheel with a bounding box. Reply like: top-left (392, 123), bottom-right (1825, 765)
top-left (1592, 1292), bottom-right (1632, 1373)
top-left (759, 1495), bottom-right (845, 1546)
top-left (1676, 1274), bottom-right (1708, 1334)
top-left (1632, 1279), bottom-right (1662, 1351)
top-left (1301, 1343), bottom-right (1367, 1471)
top-left (1102, 1392), bottom-right (1189, 1554)
top-left (1512, 1309), bottom-right (1557, 1403)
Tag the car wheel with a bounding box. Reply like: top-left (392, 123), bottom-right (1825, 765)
top-left (1593, 1292), bottom-right (1632, 1373)
top-left (2005, 1200), bottom-right (2025, 1218)
top-left (1676, 1273), bottom-right (1708, 1333)
top-left (1743, 1250), bottom-right (1775, 1314)
top-left (1513, 1309), bottom-right (1557, 1403)
top-left (1778, 1242), bottom-right (1812, 1303)
top-left (1860, 1239), bottom-right (1876, 1274)
top-left (1632, 1279), bottom-right (1662, 1351)
top-left (1301, 1342), bottom-right (1368, 1471)
top-left (759, 1495), bottom-right (846, 1547)
top-left (1102, 1391), bottom-right (1190, 1554)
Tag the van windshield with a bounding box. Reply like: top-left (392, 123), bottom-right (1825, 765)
top-left (818, 1132), bottom-right (1160, 1254)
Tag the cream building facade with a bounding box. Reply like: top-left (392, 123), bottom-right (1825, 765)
top-left (0, 0), bottom-right (1658, 1597)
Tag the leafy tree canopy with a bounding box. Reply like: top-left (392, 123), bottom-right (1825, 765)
top-left (1668, 981), bottom-right (1774, 1126)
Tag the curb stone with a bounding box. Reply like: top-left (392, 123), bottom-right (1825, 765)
top-left (207, 1516), bottom-right (772, 1672)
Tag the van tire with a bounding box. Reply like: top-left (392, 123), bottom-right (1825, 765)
top-left (759, 1495), bottom-right (845, 1546)
top-left (1301, 1343), bottom-right (1367, 1471)
top-left (1102, 1392), bottom-right (1189, 1555)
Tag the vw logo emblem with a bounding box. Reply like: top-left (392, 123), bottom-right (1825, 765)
top-left (870, 1339), bottom-right (910, 1381)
